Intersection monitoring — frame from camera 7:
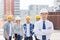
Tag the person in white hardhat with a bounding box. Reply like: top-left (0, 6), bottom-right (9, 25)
top-left (13, 16), bottom-right (24, 40)
top-left (34, 8), bottom-right (54, 40)
top-left (40, 9), bottom-right (48, 14)
top-left (15, 16), bottom-right (21, 21)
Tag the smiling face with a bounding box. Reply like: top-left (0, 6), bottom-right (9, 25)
top-left (41, 12), bottom-right (48, 20)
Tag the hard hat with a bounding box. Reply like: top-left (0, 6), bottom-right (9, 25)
top-left (26, 16), bottom-right (30, 19)
top-left (7, 15), bottom-right (13, 19)
top-left (40, 8), bottom-right (48, 14)
top-left (15, 16), bottom-right (21, 20)
top-left (35, 15), bottom-right (40, 19)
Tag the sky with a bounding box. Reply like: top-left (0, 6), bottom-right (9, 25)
top-left (20, 0), bottom-right (54, 10)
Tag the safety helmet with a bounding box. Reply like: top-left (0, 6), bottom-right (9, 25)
top-left (15, 16), bottom-right (21, 20)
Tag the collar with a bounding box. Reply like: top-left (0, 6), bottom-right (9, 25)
top-left (40, 19), bottom-right (48, 22)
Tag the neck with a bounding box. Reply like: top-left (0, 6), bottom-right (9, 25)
top-left (8, 21), bottom-right (11, 23)
top-left (27, 22), bottom-right (30, 24)
top-left (17, 23), bottom-right (20, 26)
top-left (42, 18), bottom-right (47, 21)
top-left (17, 23), bottom-right (20, 24)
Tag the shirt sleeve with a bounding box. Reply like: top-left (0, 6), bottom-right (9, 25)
top-left (3, 22), bottom-right (7, 33)
top-left (42, 22), bottom-right (54, 34)
top-left (34, 22), bottom-right (40, 35)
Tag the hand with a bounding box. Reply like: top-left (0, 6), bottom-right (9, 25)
top-left (5, 32), bottom-right (9, 40)
top-left (7, 38), bottom-right (9, 40)
top-left (13, 36), bottom-right (15, 38)
top-left (6, 36), bottom-right (9, 40)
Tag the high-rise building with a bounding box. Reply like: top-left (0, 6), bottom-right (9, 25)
top-left (4, 0), bottom-right (20, 16)
top-left (4, 0), bottom-right (14, 15)
top-left (0, 0), bottom-right (4, 20)
top-left (4, 0), bottom-right (14, 20)
top-left (14, 0), bottom-right (20, 16)
top-left (29, 5), bottom-right (48, 15)
top-left (29, 5), bottom-right (39, 15)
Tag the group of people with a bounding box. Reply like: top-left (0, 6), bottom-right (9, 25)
top-left (3, 9), bottom-right (54, 40)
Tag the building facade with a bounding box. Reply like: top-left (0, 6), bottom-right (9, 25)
top-left (4, 0), bottom-right (20, 18)
top-left (0, 0), bottom-right (4, 20)
top-left (14, 0), bottom-right (20, 16)
top-left (4, 0), bottom-right (14, 15)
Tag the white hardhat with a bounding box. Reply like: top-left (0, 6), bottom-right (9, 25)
top-left (40, 8), bottom-right (48, 14)
top-left (15, 16), bottom-right (21, 20)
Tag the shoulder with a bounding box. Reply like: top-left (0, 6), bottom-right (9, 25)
top-left (30, 23), bottom-right (34, 25)
top-left (13, 23), bottom-right (17, 27)
top-left (23, 23), bottom-right (26, 26)
top-left (30, 23), bottom-right (34, 26)
top-left (3, 21), bottom-right (9, 28)
top-left (35, 20), bottom-right (41, 25)
top-left (4, 21), bottom-right (8, 25)
top-left (47, 20), bottom-right (53, 25)
top-left (35, 21), bottom-right (39, 24)
top-left (14, 23), bottom-right (16, 25)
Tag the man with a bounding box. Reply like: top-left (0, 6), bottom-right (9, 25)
top-left (23, 16), bottom-right (34, 40)
top-left (3, 15), bottom-right (13, 40)
top-left (34, 9), bottom-right (54, 40)
top-left (34, 15), bottom-right (41, 40)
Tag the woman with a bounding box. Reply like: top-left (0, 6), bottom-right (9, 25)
top-left (13, 16), bottom-right (23, 40)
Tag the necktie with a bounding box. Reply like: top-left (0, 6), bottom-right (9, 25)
top-left (42, 21), bottom-right (46, 40)
top-left (43, 21), bottom-right (46, 29)
top-left (42, 35), bottom-right (46, 40)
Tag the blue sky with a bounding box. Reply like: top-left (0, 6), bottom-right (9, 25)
top-left (20, 0), bottom-right (54, 10)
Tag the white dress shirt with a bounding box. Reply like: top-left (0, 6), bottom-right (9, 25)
top-left (9, 23), bottom-right (12, 36)
top-left (26, 24), bottom-right (30, 37)
top-left (34, 19), bottom-right (54, 40)
top-left (34, 21), bottom-right (40, 36)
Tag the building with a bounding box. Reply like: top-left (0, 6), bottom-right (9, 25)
top-left (29, 5), bottom-right (49, 15)
top-left (29, 5), bottom-right (38, 15)
top-left (14, 0), bottom-right (20, 16)
top-left (19, 10), bottom-right (29, 24)
top-left (4, 0), bottom-right (14, 15)
top-left (0, 0), bottom-right (4, 20)
top-left (4, 0), bottom-right (14, 20)
top-left (48, 6), bottom-right (55, 12)
top-left (54, 0), bottom-right (60, 12)
top-left (20, 10), bottom-right (29, 17)
top-left (4, 0), bottom-right (20, 16)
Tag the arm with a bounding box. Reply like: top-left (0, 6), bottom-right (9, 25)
top-left (34, 23), bottom-right (41, 35)
top-left (3, 23), bottom-right (8, 35)
top-left (3, 22), bottom-right (9, 39)
top-left (42, 22), bottom-right (54, 34)
top-left (22, 25), bottom-right (25, 38)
